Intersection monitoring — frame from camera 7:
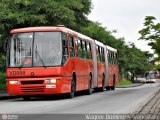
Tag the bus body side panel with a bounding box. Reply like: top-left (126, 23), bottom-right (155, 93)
top-left (107, 64), bottom-right (120, 86)
top-left (97, 62), bottom-right (105, 87)
top-left (108, 64), bottom-right (113, 86)
top-left (112, 64), bottom-right (119, 85)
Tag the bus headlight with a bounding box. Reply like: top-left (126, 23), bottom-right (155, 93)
top-left (45, 79), bottom-right (57, 84)
top-left (9, 80), bottom-right (20, 84)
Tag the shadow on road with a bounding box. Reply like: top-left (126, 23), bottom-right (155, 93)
top-left (12, 90), bottom-right (109, 102)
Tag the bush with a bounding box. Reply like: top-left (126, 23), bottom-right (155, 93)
top-left (0, 72), bottom-right (6, 84)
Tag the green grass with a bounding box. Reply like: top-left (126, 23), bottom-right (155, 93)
top-left (117, 79), bottom-right (132, 86)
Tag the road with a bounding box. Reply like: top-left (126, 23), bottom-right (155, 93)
top-left (0, 81), bottom-right (160, 116)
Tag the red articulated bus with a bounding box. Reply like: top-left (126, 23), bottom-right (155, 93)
top-left (6, 25), bottom-right (119, 100)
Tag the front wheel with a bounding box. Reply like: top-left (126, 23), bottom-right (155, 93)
top-left (69, 77), bottom-right (76, 98)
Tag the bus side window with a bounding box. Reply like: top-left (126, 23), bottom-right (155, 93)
top-left (84, 41), bottom-right (87, 59)
top-left (115, 53), bottom-right (118, 64)
top-left (86, 42), bottom-right (90, 59)
top-left (89, 43), bottom-right (92, 59)
top-left (112, 52), bottom-right (114, 64)
top-left (80, 39), bottom-right (84, 59)
top-left (62, 33), bottom-right (68, 64)
top-left (100, 47), bottom-right (103, 62)
top-left (82, 40), bottom-right (86, 59)
top-left (111, 52), bottom-right (113, 64)
top-left (76, 38), bottom-right (81, 58)
top-left (101, 48), bottom-right (105, 62)
top-left (69, 35), bottom-right (74, 57)
top-left (96, 46), bottom-right (99, 61)
top-left (108, 50), bottom-right (111, 64)
top-left (113, 52), bottom-right (116, 64)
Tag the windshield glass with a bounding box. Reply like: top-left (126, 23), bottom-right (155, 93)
top-left (8, 32), bottom-right (62, 67)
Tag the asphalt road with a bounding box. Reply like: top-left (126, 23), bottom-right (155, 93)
top-left (0, 82), bottom-right (160, 117)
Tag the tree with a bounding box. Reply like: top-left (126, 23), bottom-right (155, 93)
top-left (0, 0), bottom-right (92, 70)
top-left (0, 0), bottom-right (92, 49)
top-left (139, 16), bottom-right (160, 58)
top-left (81, 21), bottom-right (153, 76)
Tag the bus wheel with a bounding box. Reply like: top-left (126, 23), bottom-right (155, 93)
top-left (106, 86), bottom-right (110, 90)
top-left (111, 77), bottom-right (115, 90)
top-left (87, 75), bottom-right (92, 95)
top-left (23, 96), bottom-right (31, 101)
top-left (101, 75), bottom-right (105, 92)
top-left (69, 77), bottom-right (76, 98)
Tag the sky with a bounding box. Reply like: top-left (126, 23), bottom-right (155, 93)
top-left (88, 0), bottom-right (160, 53)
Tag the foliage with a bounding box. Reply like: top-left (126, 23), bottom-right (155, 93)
top-left (0, 84), bottom-right (6, 89)
top-left (0, 0), bottom-right (92, 71)
top-left (81, 21), bottom-right (153, 75)
top-left (124, 43), bottom-right (153, 75)
top-left (0, 53), bottom-right (6, 71)
top-left (0, 0), bottom-right (153, 78)
top-left (139, 16), bottom-right (160, 58)
top-left (0, 72), bottom-right (6, 84)
top-left (0, 0), bottom-right (92, 49)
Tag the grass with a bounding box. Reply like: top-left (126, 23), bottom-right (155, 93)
top-left (117, 79), bottom-right (133, 86)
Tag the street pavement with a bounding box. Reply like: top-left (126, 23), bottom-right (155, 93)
top-left (0, 82), bottom-right (160, 114)
top-left (0, 79), bottom-right (160, 120)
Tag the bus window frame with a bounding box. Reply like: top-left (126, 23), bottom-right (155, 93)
top-left (62, 32), bottom-right (69, 65)
top-left (68, 34), bottom-right (75, 58)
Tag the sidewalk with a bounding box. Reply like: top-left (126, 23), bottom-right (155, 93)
top-left (127, 90), bottom-right (160, 120)
top-left (135, 89), bottom-right (160, 114)
top-left (116, 83), bottom-right (144, 88)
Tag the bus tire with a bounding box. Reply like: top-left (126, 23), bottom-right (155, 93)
top-left (101, 75), bottom-right (105, 92)
top-left (111, 75), bottom-right (116, 90)
top-left (106, 86), bottom-right (110, 90)
top-left (87, 74), bottom-right (92, 95)
top-left (69, 77), bottom-right (76, 98)
top-left (23, 96), bottom-right (31, 101)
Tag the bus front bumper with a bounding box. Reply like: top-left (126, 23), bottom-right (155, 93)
top-left (7, 77), bottom-right (71, 96)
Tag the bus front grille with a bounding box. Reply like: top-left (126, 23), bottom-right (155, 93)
top-left (21, 80), bottom-right (44, 85)
top-left (21, 86), bottom-right (45, 92)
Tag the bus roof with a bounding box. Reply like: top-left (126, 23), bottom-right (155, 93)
top-left (95, 40), bottom-right (105, 48)
top-left (10, 26), bottom-right (93, 42)
top-left (106, 45), bottom-right (117, 52)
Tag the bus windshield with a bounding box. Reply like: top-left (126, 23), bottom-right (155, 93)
top-left (8, 32), bottom-right (62, 67)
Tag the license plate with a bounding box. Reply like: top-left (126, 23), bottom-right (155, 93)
top-left (46, 85), bottom-right (56, 88)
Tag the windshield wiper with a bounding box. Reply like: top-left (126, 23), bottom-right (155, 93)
top-left (35, 47), bottom-right (47, 68)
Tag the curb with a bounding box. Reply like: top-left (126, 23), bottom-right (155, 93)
top-left (116, 83), bottom-right (144, 88)
top-left (0, 93), bottom-right (18, 100)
